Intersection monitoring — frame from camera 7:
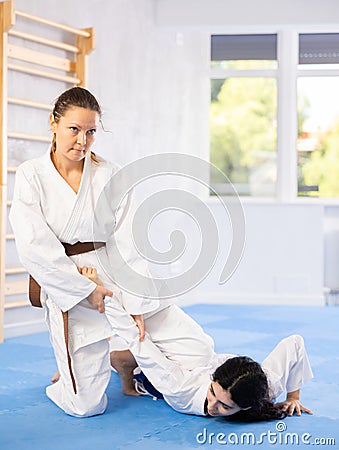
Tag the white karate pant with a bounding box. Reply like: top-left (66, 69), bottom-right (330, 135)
top-left (261, 334), bottom-right (314, 400)
top-left (106, 298), bottom-right (314, 404)
top-left (109, 304), bottom-right (215, 370)
top-left (44, 298), bottom-right (111, 417)
top-left (105, 300), bottom-right (212, 398)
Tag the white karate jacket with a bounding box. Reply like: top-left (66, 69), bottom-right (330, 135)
top-left (9, 150), bottom-right (160, 349)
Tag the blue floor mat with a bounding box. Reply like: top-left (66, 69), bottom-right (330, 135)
top-left (1, 304), bottom-right (338, 450)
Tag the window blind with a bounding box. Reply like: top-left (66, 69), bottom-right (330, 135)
top-left (211, 33), bottom-right (339, 64)
top-left (299, 33), bottom-right (339, 64)
top-left (211, 34), bottom-right (277, 61)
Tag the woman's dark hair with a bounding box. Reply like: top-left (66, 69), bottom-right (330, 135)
top-left (212, 356), bottom-right (286, 422)
top-left (51, 87), bottom-right (101, 162)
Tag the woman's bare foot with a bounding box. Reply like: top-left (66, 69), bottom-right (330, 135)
top-left (110, 350), bottom-right (140, 396)
top-left (79, 267), bottom-right (102, 286)
top-left (51, 371), bottom-right (60, 383)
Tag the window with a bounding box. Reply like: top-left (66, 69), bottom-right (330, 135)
top-left (210, 32), bottom-right (339, 199)
top-left (297, 34), bottom-right (339, 197)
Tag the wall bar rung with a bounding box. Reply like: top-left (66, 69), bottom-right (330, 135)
top-left (5, 267), bottom-right (27, 275)
top-left (7, 166), bottom-right (17, 173)
top-left (8, 63), bottom-right (81, 84)
top-left (8, 97), bottom-right (52, 110)
top-left (15, 10), bottom-right (91, 37)
top-left (4, 300), bottom-right (30, 309)
top-left (8, 131), bottom-right (50, 142)
top-left (8, 29), bottom-right (79, 53)
top-left (6, 200), bottom-right (12, 206)
top-left (5, 234), bottom-right (14, 240)
top-left (8, 44), bottom-right (75, 72)
top-left (5, 280), bottom-right (27, 296)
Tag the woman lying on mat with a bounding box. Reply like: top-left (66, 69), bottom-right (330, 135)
top-left (70, 267), bottom-right (313, 422)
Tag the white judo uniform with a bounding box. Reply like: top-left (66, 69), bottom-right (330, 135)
top-left (103, 299), bottom-right (314, 416)
top-left (9, 149), bottom-right (214, 417)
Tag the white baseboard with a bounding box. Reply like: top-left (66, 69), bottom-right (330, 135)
top-left (4, 319), bottom-right (48, 339)
top-left (175, 291), bottom-right (325, 307)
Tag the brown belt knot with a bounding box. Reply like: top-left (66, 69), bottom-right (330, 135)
top-left (28, 241), bottom-right (105, 307)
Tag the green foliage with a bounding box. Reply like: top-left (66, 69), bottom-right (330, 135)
top-left (302, 117), bottom-right (339, 197)
top-left (210, 65), bottom-right (339, 197)
top-left (297, 94), bottom-right (311, 136)
top-left (210, 77), bottom-right (277, 184)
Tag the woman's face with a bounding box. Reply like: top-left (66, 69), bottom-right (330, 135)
top-left (206, 381), bottom-right (248, 417)
top-left (50, 106), bottom-right (99, 163)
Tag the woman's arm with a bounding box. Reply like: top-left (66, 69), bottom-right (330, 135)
top-left (9, 165), bottom-right (98, 311)
top-left (261, 335), bottom-right (314, 416)
top-left (81, 266), bottom-right (144, 337)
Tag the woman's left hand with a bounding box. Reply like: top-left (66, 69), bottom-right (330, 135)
top-left (275, 399), bottom-right (313, 416)
top-left (131, 314), bottom-right (145, 342)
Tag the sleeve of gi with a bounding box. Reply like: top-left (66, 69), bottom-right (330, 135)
top-left (261, 334), bottom-right (314, 400)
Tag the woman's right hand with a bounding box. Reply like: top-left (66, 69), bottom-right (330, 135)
top-left (87, 285), bottom-right (113, 313)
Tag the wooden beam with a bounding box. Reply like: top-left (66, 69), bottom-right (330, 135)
top-left (15, 10), bottom-right (90, 37)
top-left (8, 29), bottom-right (79, 53)
top-left (1, 0), bottom-right (15, 32)
top-left (8, 97), bottom-right (52, 110)
top-left (0, 187), bottom-right (6, 343)
top-left (5, 280), bottom-right (28, 296)
top-left (5, 267), bottom-right (27, 275)
top-left (8, 131), bottom-right (51, 143)
top-left (8, 62), bottom-right (81, 83)
top-left (0, 0), bottom-right (15, 344)
top-left (4, 300), bottom-right (30, 309)
top-left (75, 28), bottom-right (95, 87)
top-left (0, 0), bottom-right (14, 186)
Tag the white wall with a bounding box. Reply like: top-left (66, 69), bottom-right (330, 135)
top-left (177, 202), bottom-right (324, 306)
top-left (156, 0), bottom-right (339, 28)
top-left (154, 0), bottom-right (338, 298)
top-left (3, 0), bottom-right (333, 337)
top-left (324, 206), bottom-right (339, 289)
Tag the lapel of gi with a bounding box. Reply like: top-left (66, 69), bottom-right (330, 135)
top-left (58, 153), bottom-right (92, 243)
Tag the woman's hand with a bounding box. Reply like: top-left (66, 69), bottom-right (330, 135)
top-left (131, 314), bottom-right (145, 342)
top-left (275, 389), bottom-right (313, 416)
top-left (79, 266), bottom-right (102, 285)
top-left (87, 285), bottom-right (113, 313)
top-left (275, 399), bottom-right (313, 416)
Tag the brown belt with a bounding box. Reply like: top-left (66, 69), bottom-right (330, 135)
top-left (28, 241), bottom-right (105, 308)
top-left (28, 241), bottom-right (105, 395)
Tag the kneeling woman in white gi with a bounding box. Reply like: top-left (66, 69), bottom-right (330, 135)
top-left (9, 87), bottom-right (214, 418)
